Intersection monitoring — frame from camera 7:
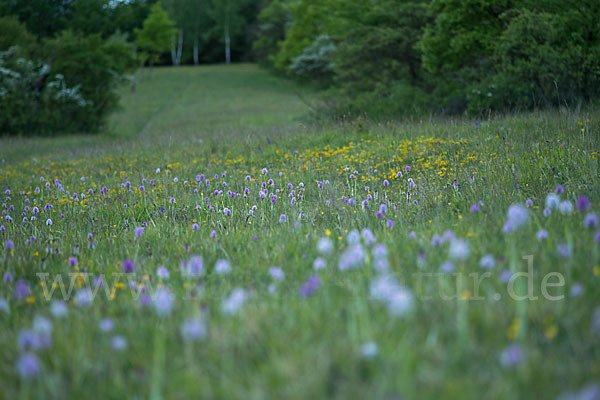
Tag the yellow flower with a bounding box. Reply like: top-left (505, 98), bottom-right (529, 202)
top-left (507, 319), bottom-right (520, 340)
top-left (325, 229), bottom-right (331, 237)
top-left (545, 324), bottom-right (558, 340)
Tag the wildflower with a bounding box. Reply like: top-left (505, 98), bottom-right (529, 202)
top-left (525, 199), bottom-right (533, 208)
top-left (181, 256), bottom-right (204, 278)
top-left (68, 257), bottom-right (78, 267)
top-left (317, 237), bottom-right (333, 255)
top-left (99, 318), bottom-right (114, 332)
top-left (269, 267), bottom-right (285, 281)
top-left (557, 243), bottom-right (572, 258)
top-left (373, 257), bottom-right (389, 273)
top-left (361, 228), bottom-right (376, 246)
top-left (569, 283), bottom-right (584, 297)
top-left (536, 229), bottom-right (549, 241)
top-left (313, 257), bottom-right (326, 270)
top-left (545, 193), bottom-right (560, 209)
top-left (556, 185), bottom-right (564, 194)
top-left (111, 336), bottom-right (128, 351)
top-left (360, 342), bottom-right (378, 358)
top-left (75, 289), bottom-right (93, 307)
top-left (405, 166), bottom-right (411, 172)
top-left (17, 352), bottom-right (40, 379)
top-left (506, 204), bottom-right (529, 228)
top-left (14, 280), bottom-right (30, 300)
top-left (338, 244), bottom-right (365, 271)
top-left (347, 229), bottom-right (360, 245)
top-left (479, 254), bottom-right (495, 269)
top-left (577, 196), bottom-right (591, 211)
top-left (153, 288), bottom-right (175, 316)
top-left (121, 259), bottom-right (136, 273)
top-left (499, 269), bottom-right (513, 284)
top-left (192, 223), bottom-right (199, 230)
top-left (431, 235), bottom-right (443, 247)
top-left (46, 219), bottom-right (52, 226)
top-left (499, 343), bottom-right (525, 367)
top-left (369, 274), bottom-right (413, 316)
top-left (470, 204), bottom-right (479, 213)
top-left (386, 219), bottom-right (394, 228)
top-left (49, 301), bottom-right (68, 318)
top-left (559, 201), bottom-right (573, 215)
top-left (181, 317), bottom-right (207, 341)
top-left (4, 239), bottom-right (14, 250)
top-left (543, 208), bottom-right (551, 217)
top-left (134, 226), bottom-right (145, 239)
top-left (279, 214), bottom-right (287, 223)
top-left (440, 261), bottom-right (455, 273)
top-left (584, 213), bottom-right (598, 229)
top-left (449, 238), bottom-right (470, 260)
top-left (222, 288), bottom-right (248, 315)
top-left (210, 230), bottom-right (217, 238)
top-left (214, 259), bottom-right (231, 274)
top-left (299, 275), bottom-right (321, 297)
top-left (0, 297), bottom-right (8, 313)
top-left (557, 383), bottom-right (600, 400)
top-left (223, 208), bottom-right (231, 216)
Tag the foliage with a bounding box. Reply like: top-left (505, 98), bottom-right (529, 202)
top-left (135, 3), bottom-right (176, 65)
top-left (0, 28), bottom-right (135, 136)
top-left (0, 16), bottom-right (37, 55)
top-left (252, 0), bottom-right (292, 68)
top-left (288, 34), bottom-right (335, 83)
top-left (0, 48), bottom-right (89, 135)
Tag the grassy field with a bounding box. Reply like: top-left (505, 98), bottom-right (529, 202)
top-left (1, 65), bottom-right (600, 399)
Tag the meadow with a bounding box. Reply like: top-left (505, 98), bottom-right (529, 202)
top-left (1, 64), bottom-right (600, 399)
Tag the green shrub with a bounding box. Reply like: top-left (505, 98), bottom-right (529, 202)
top-left (288, 34), bottom-right (335, 84)
top-left (0, 21), bottom-right (135, 136)
top-left (0, 48), bottom-right (90, 135)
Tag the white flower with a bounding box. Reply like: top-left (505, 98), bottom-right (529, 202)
top-left (545, 193), bottom-right (560, 209)
top-left (449, 238), bottom-right (470, 260)
top-left (558, 200), bottom-right (573, 215)
top-left (49, 301), bottom-right (68, 318)
top-left (346, 229), bottom-right (360, 245)
top-left (359, 342), bottom-right (378, 358)
top-left (313, 257), bottom-right (327, 270)
top-left (479, 254), bottom-right (495, 269)
top-left (506, 204), bottom-right (529, 228)
top-left (214, 259), bottom-right (231, 274)
top-left (181, 317), bottom-right (207, 341)
top-left (316, 237), bottom-right (333, 255)
top-left (221, 288), bottom-right (248, 315)
top-left (338, 244), bottom-right (365, 271)
top-left (153, 288), bottom-right (175, 317)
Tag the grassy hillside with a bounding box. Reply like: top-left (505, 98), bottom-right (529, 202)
top-left (1, 66), bottom-right (600, 399)
top-left (0, 64), bottom-right (312, 163)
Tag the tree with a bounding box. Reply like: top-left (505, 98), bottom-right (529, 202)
top-left (163, 0), bottom-right (211, 66)
top-left (135, 2), bottom-right (176, 66)
top-left (208, 0), bottom-right (247, 64)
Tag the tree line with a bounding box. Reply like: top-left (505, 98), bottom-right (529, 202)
top-left (1, 0), bottom-right (599, 136)
top-left (253, 0), bottom-right (600, 117)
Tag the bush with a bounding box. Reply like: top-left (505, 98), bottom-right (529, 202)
top-left (288, 34), bottom-right (335, 84)
top-left (0, 48), bottom-right (89, 135)
top-left (0, 21), bottom-right (135, 136)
